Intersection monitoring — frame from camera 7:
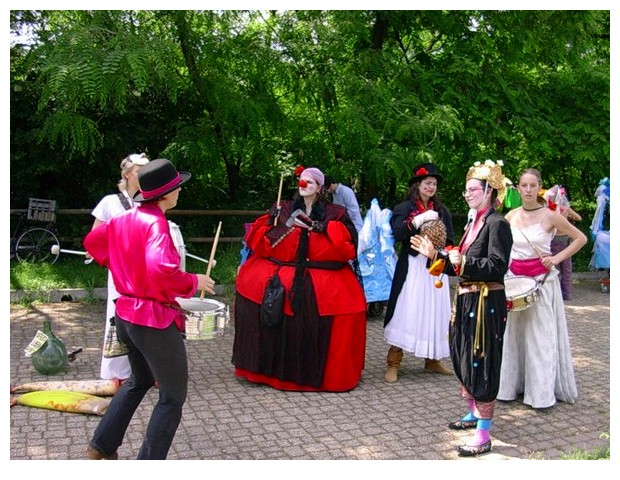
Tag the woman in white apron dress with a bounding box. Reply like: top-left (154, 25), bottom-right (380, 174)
top-left (89, 153), bottom-right (150, 380)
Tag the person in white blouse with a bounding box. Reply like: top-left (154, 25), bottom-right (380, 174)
top-left (89, 153), bottom-right (150, 381)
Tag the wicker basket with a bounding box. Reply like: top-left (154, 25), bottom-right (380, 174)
top-left (420, 219), bottom-right (447, 249)
top-left (27, 198), bottom-right (57, 223)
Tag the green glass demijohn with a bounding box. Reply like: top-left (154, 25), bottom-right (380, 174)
top-left (31, 319), bottom-right (68, 375)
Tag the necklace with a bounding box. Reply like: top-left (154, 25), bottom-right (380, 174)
top-left (522, 205), bottom-right (545, 212)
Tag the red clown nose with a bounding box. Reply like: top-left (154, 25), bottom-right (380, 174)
top-left (298, 179), bottom-right (308, 188)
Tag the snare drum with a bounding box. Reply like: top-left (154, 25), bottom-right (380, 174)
top-left (176, 297), bottom-right (230, 340)
top-left (169, 221), bottom-right (186, 271)
top-left (505, 276), bottom-right (541, 312)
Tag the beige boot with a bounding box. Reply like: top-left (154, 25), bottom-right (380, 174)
top-left (385, 347), bottom-right (403, 383)
top-left (424, 358), bottom-right (453, 375)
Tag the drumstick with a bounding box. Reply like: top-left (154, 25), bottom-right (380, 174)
top-left (51, 245), bottom-right (93, 264)
top-left (200, 221), bottom-right (222, 300)
top-left (273, 173), bottom-right (284, 226)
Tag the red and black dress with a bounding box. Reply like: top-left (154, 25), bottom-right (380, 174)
top-left (232, 199), bottom-right (367, 392)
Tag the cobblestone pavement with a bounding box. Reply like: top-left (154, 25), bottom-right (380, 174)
top-left (9, 277), bottom-right (610, 465)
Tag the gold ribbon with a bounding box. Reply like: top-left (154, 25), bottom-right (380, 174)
top-left (473, 283), bottom-right (489, 358)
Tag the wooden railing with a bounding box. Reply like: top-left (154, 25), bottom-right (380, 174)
top-left (10, 208), bottom-right (266, 245)
top-left (166, 209), bottom-right (264, 243)
top-left (11, 207), bottom-right (470, 245)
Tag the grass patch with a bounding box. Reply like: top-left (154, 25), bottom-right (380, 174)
top-left (10, 243), bottom-right (243, 293)
top-left (560, 446), bottom-right (610, 460)
top-left (560, 433), bottom-right (610, 460)
top-left (10, 256), bottom-right (109, 291)
top-left (9, 238), bottom-right (596, 299)
top-left (185, 243), bottom-right (241, 286)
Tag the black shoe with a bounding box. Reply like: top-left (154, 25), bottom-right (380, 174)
top-left (457, 440), bottom-right (492, 457)
top-left (448, 419), bottom-right (477, 430)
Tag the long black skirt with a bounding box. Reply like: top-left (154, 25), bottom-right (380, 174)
top-left (232, 281), bottom-right (333, 389)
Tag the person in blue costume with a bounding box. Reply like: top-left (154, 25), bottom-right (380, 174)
top-left (357, 198), bottom-right (397, 307)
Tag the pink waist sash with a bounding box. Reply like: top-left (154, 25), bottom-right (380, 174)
top-left (509, 258), bottom-right (547, 277)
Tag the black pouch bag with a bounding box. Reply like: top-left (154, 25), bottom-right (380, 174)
top-left (260, 273), bottom-right (285, 327)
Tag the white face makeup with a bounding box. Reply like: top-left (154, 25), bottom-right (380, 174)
top-left (299, 176), bottom-right (321, 198)
top-left (463, 179), bottom-right (488, 210)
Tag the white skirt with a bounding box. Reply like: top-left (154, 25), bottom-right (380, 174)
top-left (498, 269), bottom-right (578, 408)
top-left (384, 254), bottom-right (451, 359)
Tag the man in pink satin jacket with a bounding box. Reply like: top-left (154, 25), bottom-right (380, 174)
top-left (84, 158), bottom-right (215, 460)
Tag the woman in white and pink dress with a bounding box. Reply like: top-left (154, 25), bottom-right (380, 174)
top-left (498, 168), bottom-right (587, 409)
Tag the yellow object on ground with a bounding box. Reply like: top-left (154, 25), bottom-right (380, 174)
top-left (11, 379), bottom-right (121, 396)
top-left (13, 390), bottom-right (111, 416)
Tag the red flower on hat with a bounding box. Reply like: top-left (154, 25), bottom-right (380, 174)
top-left (416, 167), bottom-right (429, 176)
top-left (294, 165), bottom-right (305, 177)
top-left (547, 199), bottom-right (557, 211)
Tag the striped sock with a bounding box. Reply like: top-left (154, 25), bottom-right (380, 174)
top-left (470, 419), bottom-right (492, 446)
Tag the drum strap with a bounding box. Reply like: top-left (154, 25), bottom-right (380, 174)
top-left (117, 193), bottom-right (132, 211)
top-left (517, 227), bottom-right (551, 285)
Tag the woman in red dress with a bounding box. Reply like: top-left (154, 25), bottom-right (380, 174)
top-left (233, 167), bottom-right (367, 392)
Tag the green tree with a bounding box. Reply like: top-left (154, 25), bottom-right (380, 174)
top-left (11, 9), bottom-right (609, 223)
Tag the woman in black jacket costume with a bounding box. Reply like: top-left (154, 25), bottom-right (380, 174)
top-left (411, 160), bottom-right (512, 457)
top-left (383, 163), bottom-right (455, 383)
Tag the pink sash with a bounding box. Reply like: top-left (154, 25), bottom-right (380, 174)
top-left (509, 258), bottom-right (547, 277)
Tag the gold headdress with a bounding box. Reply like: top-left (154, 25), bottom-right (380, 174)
top-left (466, 159), bottom-right (507, 204)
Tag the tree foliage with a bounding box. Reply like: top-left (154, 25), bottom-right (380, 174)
top-left (10, 10), bottom-right (610, 236)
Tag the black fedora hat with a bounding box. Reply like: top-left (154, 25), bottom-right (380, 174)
top-left (134, 159), bottom-right (191, 202)
top-left (408, 162), bottom-right (443, 186)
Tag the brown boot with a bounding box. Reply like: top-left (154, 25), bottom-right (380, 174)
top-left (385, 347), bottom-right (403, 383)
top-left (424, 358), bottom-right (453, 375)
top-left (86, 445), bottom-right (118, 460)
